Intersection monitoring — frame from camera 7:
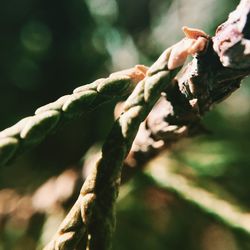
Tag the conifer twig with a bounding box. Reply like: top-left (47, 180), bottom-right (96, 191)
top-left (44, 46), bottom-right (181, 250)
top-left (0, 66), bottom-right (147, 167)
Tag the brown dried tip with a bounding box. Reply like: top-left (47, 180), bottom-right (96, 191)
top-left (129, 64), bottom-right (148, 83)
top-left (167, 27), bottom-right (209, 70)
top-left (110, 64), bottom-right (148, 84)
top-left (182, 26), bottom-right (208, 39)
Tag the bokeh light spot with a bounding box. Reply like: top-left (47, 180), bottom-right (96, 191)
top-left (21, 21), bottom-right (52, 54)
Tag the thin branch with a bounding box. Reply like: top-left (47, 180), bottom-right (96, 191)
top-left (0, 66), bottom-right (147, 167)
top-left (44, 47), bottom-right (179, 250)
top-left (145, 156), bottom-right (250, 235)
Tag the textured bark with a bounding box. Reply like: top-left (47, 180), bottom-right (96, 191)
top-left (125, 0), bottom-right (250, 172)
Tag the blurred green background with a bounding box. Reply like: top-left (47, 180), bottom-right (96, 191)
top-left (1, 0), bottom-right (250, 249)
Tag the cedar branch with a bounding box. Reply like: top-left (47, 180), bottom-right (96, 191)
top-left (44, 47), bottom-right (179, 250)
